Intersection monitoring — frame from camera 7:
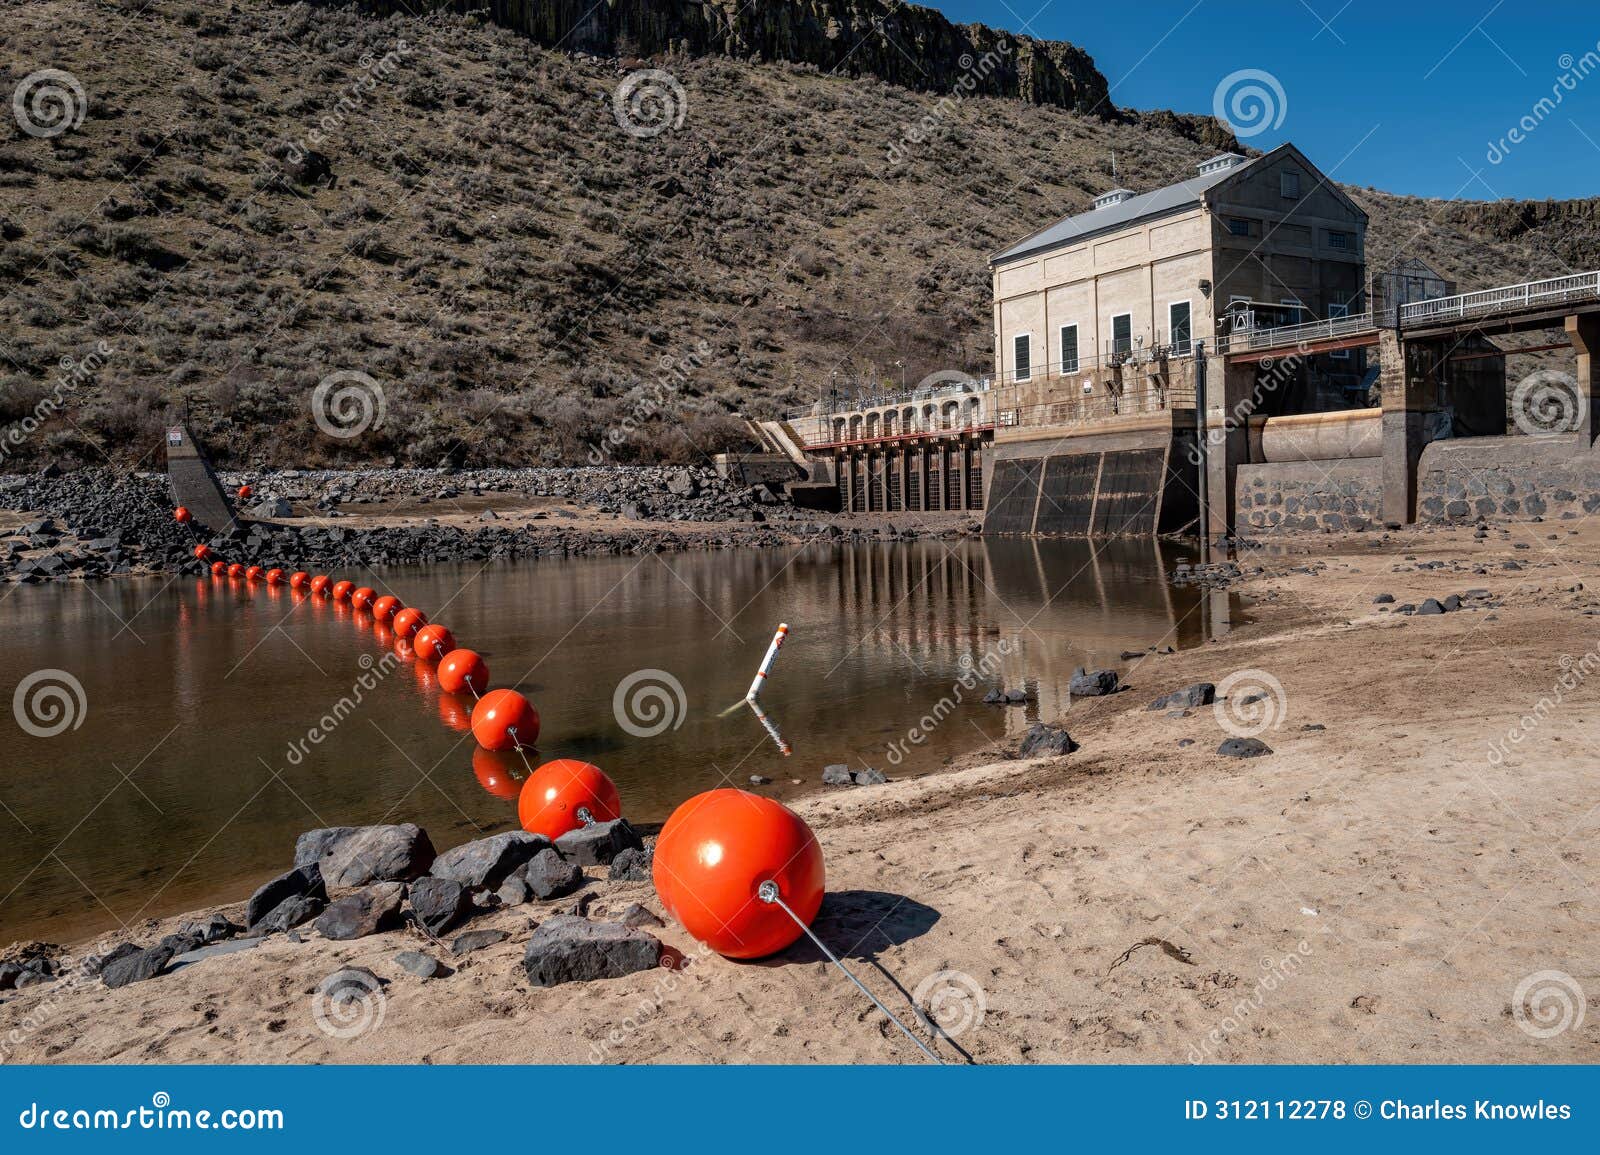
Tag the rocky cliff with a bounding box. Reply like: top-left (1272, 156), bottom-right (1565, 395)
top-left (305, 0), bottom-right (1113, 113)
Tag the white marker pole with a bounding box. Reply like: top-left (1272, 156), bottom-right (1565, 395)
top-left (745, 623), bottom-right (790, 702)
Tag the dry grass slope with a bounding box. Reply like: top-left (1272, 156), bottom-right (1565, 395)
top-left (0, 0), bottom-right (1596, 469)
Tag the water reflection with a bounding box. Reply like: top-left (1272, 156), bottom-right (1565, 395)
top-left (0, 538), bottom-right (1231, 942)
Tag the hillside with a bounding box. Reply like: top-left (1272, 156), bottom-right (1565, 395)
top-left (0, 0), bottom-right (1595, 470)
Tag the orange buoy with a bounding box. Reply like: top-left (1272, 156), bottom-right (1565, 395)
top-left (470, 688), bottom-right (539, 751)
top-left (265, 567), bottom-right (285, 586)
top-left (192, 544), bottom-right (212, 561)
top-left (436, 648), bottom-right (488, 696)
top-left (391, 607), bottom-right (427, 639)
top-left (412, 624), bottom-right (456, 662)
top-left (310, 575), bottom-right (331, 596)
top-left (227, 563), bottom-right (244, 579)
top-left (237, 484), bottom-right (253, 500)
top-left (473, 748), bottom-right (523, 801)
top-left (245, 565), bottom-right (264, 582)
top-left (371, 594), bottom-right (402, 623)
top-left (289, 571), bottom-right (310, 590)
top-left (517, 759), bottom-right (619, 839)
top-left (210, 560), bottom-right (226, 576)
top-left (653, 789), bottom-right (825, 959)
top-left (332, 579), bottom-right (354, 601)
top-left (351, 586), bottom-right (376, 612)
top-left (174, 506), bottom-right (192, 524)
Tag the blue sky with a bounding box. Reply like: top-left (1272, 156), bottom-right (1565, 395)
top-left (929, 0), bottom-right (1599, 200)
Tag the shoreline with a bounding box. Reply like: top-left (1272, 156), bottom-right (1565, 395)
top-left (5, 518), bottom-right (1600, 1063)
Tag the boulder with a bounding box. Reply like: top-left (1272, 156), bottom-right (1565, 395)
top-left (450, 928), bottom-right (509, 956)
top-left (1217, 737), bottom-right (1273, 758)
top-left (616, 903), bottom-right (665, 928)
top-left (852, 767), bottom-right (887, 786)
top-left (314, 881), bottom-right (406, 940)
top-left (1069, 667), bottom-right (1120, 697)
top-left (178, 912), bottom-right (241, 945)
top-left (250, 497), bottom-right (292, 518)
top-left (821, 764), bottom-right (854, 786)
top-left (521, 915), bottom-right (662, 987)
top-left (167, 939), bottom-right (262, 972)
top-left (429, 831), bottom-right (549, 890)
top-left (408, 876), bottom-right (471, 936)
top-left (317, 824), bottom-right (434, 889)
top-left (246, 864), bottom-right (325, 927)
top-left (523, 848), bottom-right (585, 900)
top-left (496, 874), bottom-right (533, 906)
top-left (0, 962), bottom-right (22, 990)
top-left (1147, 682), bottom-right (1215, 711)
top-left (554, 819), bottom-right (643, 867)
top-left (395, 950), bottom-right (444, 979)
top-left (252, 894), bottom-right (324, 936)
top-left (1417, 598), bottom-right (1445, 615)
top-left (608, 846), bottom-right (652, 882)
top-left (1017, 723), bottom-right (1078, 758)
top-left (102, 943), bottom-right (177, 989)
top-left (295, 826), bottom-right (355, 868)
top-left (83, 941), bottom-right (141, 976)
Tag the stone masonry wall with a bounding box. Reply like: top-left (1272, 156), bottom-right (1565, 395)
top-left (1235, 458), bottom-right (1381, 535)
top-left (1418, 434), bottom-right (1600, 523)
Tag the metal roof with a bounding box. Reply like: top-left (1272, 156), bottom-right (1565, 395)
top-left (991, 153), bottom-right (1261, 267)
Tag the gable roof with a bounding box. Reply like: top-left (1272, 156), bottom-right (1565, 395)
top-left (989, 143), bottom-right (1367, 269)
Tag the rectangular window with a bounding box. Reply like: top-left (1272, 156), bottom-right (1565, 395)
top-left (1168, 301), bottom-right (1192, 356)
top-left (1111, 313), bottom-right (1132, 357)
top-left (1328, 230), bottom-right (1352, 250)
top-left (1228, 218), bottom-right (1251, 237)
top-left (1013, 334), bottom-right (1031, 381)
top-left (1059, 324), bottom-right (1079, 374)
top-left (1281, 171), bottom-right (1302, 198)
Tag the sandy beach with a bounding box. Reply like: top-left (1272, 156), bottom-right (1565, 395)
top-left (4, 519), bottom-right (1599, 1064)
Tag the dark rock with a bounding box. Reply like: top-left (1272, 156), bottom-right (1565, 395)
top-left (395, 950), bottom-right (444, 978)
top-left (294, 826), bottom-right (355, 867)
top-left (0, 962), bottom-right (21, 990)
top-left (450, 928), bottom-right (509, 956)
top-left (250, 497), bottom-right (292, 518)
top-left (554, 818), bottom-right (644, 867)
top-left (83, 941), bottom-right (142, 976)
top-left (1002, 688), bottom-right (1029, 704)
top-left (1147, 682), bottom-right (1215, 711)
top-left (1017, 723), bottom-right (1077, 758)
top-left (821, 764), bottom-right (854, 786)
top-left (523, 848), bottom-right (585, 900)
top-left (252, 894), bottom-right (324, 936)
top-left (1416, 598), bottom-right (1445, 615)
top-left (981, 689), bottom-right (1003, 704)
top-left (408, 876), bottom-right (471, 936)
top-left (102, 943), bottom-right (177, 989)
top-left (1069, 668), bottom-right (1120, 696)
top-left (429, 831), bottom-right (549, 890)
top-left (852, 767), bottom-right (887, 786)
top-left (1217, 737), bottom-right (1273, 758)
top-left (1373, 593), bottom-right (1395, 604)
top-left (496, 875), bottom-right (533, 906)
top-left (178, 913), bottom-right (241, 945)
top-left (617, 903), bottom-right (664, 929)
top-left (315, 967), bottom-right (384, 1020)
top-left (247, 864), bottom-right (325, 927)
top-left (521, 915), bottom-right (662, 987)
top-left (1441, 594), bottom-right (1462, 612)
top-left (167, 939), bottom-right (263, 971)
top-left (314, 881), bottom-right (406, 940)
top-left (608, 846), bottom-right (652, 882)
top-left (749, 774), bottom-right (772, 785)
top-left (1177, 738), bottom-right (1195, 748)
top-left (318, 824), bottom-right (434, 889)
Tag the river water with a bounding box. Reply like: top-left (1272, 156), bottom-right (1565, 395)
top-left (0, 539), bottom-right (1233, 943)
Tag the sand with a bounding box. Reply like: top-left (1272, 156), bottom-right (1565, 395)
top-left (4, 519), bottom-right (1599, 1064)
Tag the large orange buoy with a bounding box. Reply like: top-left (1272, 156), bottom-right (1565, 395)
top-left (470, 688), bottom-right (539, 751)
top-left (517, 759), bottom-right (620, 839)
top-left (174, 506), bottom-right (192, 524)
top-left (332, 579), bottom-right (354, 601)
top-left (412, 624), bottom-right (456, 662)
top-left (473, 748), bottom-right (523, 801)
top-left (653, 789), bottom-right (825, 959)
top-left (265, 567), bottom-right (285, 586)
top-left (289, 571), bottom-right (310, 590)
top-left (310, 575), bottom-right (331, 596)
top-left (192, 544), bottom-right (212, 561)
top-left (391, 607), bottom-right (427, 639)
top-left (351, 586), bottom-right (376, 612)
top-left (210, 560), bottom-right (226, 576)
top-left (245, 565), bottom-right (264, 582)
top-left (237, 484), bottom-right (253, 500)
top-left (371, 594), bottom-right (402, 623)
top-left (227, 563), bottom-right (244, 579)
top-left (436, 648), bottom-right (488, 696)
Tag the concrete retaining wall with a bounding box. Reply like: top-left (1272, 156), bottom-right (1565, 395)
top-left (1418, 434), bottom-right (1600, 522)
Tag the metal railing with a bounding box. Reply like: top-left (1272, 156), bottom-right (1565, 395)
top-left (783, 377), bottom-right (993, 421)
top-left (810, 417), bottom-right (994, 450)
top-left (996, 384), bottom-right (1197, 429)
top-left (1223, 310), bottom-right (1376, 353)
top-left (1399, 270), bottom-right (1600, 325)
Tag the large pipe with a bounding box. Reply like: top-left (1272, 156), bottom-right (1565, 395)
top-left (1252, 407), bottom-right (1382, 462)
